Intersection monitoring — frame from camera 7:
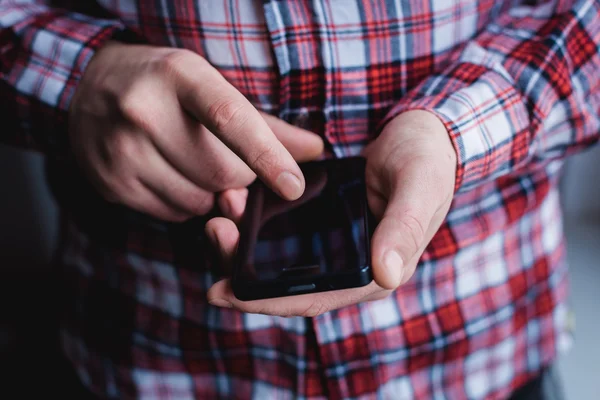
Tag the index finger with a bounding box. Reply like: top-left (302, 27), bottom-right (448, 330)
top-left (174, 56), bottom-right (305, 201)
top-left (261, 166), bottom-right (328, 222)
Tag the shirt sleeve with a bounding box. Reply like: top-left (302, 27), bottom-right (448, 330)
top-left (0, 1), bottom-right (126, 160)
top-left (381, 0), bottom-right (600, 192)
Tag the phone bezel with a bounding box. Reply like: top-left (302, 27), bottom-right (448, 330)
top-left (231, 156), bottom-right (374, 301)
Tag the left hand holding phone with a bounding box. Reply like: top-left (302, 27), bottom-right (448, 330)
top-left (206, 110), bottom-right (457, 317)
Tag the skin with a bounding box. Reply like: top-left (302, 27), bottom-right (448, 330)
top-left (68, 41), bottom-right (457, 317)
top-left (206, 110), bottom-right (458, 317)
top-left (68, 41), bottom-right (325, 223)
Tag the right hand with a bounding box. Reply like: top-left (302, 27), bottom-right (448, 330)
top-left (68, 42), bottom-right (324, 222)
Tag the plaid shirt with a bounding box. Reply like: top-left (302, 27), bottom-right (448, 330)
top-left (1, 0), bottom-right (599, 399)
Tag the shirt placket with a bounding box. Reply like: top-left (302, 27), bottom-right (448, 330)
top-left (262, 0), bottom-right (337, 159)
top-left (262, 2), bottom-right (376, 399)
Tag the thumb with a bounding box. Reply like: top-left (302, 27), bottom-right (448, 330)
top-left (370, 174), bottom-right (436, 290)
top-left (262, 113), bottom-right (324, 162)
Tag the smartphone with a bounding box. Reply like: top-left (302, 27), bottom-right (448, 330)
top-left (231, 156), bottom-right (374, 301)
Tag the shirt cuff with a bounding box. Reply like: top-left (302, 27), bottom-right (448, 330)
top-left (379, 44), bottom-right (532, 193)
top-left (59, 23), bottom-right (126, 111)
top-left (12, 11), bottom-right (131, 159)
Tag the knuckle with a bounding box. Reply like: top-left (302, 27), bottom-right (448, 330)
top-left (398, 211), bottom-right (426, 251)
top-left (206, 98), bottom-right (248, 134)
top-left (278, 310), bottom-right (294, 318)
top-left (208, 165), bottom-right (238, 190)
top-left (250, 143), bottom-right (278, 173)
top-left (116, 89), bottom-right (145, 123)
top-left (115, 85), bottom-right (159, 133)
top-left (155, 49), bottom-right (195, 77)
top-left (301, 301), bottom-right (329, 318)
top-left (109, 132), bottom-right (138, 162)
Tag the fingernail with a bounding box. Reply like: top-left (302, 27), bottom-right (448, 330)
top-left (276, 171), bottom-right (303, 200)
top-left (383, 250), bottom-right (404, 285)
top-left (209, 299), bottom-right (233, 308)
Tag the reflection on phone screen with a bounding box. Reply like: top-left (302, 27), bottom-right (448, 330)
top-left (236, 158), bottom-right (369, 282)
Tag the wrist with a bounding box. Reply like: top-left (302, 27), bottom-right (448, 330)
top-left (381, 109), bottom-right (458, 197)
top-left (386, 109), bottom-right (457, 165)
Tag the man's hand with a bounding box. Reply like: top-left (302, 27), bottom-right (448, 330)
top-left (68, 42), bottom-right (324, 222)
top-left (205, 110), bottom-right (457, 316)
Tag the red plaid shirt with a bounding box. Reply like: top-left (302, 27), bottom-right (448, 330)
top-left (1, 0), bottom-right (599, 399)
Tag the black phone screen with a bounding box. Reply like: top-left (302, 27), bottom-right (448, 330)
top-left (234, 157), bottom-right (370, 283)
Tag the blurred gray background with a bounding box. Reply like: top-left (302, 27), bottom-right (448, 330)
top-left (0, 143), bottom-right (598, 398)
